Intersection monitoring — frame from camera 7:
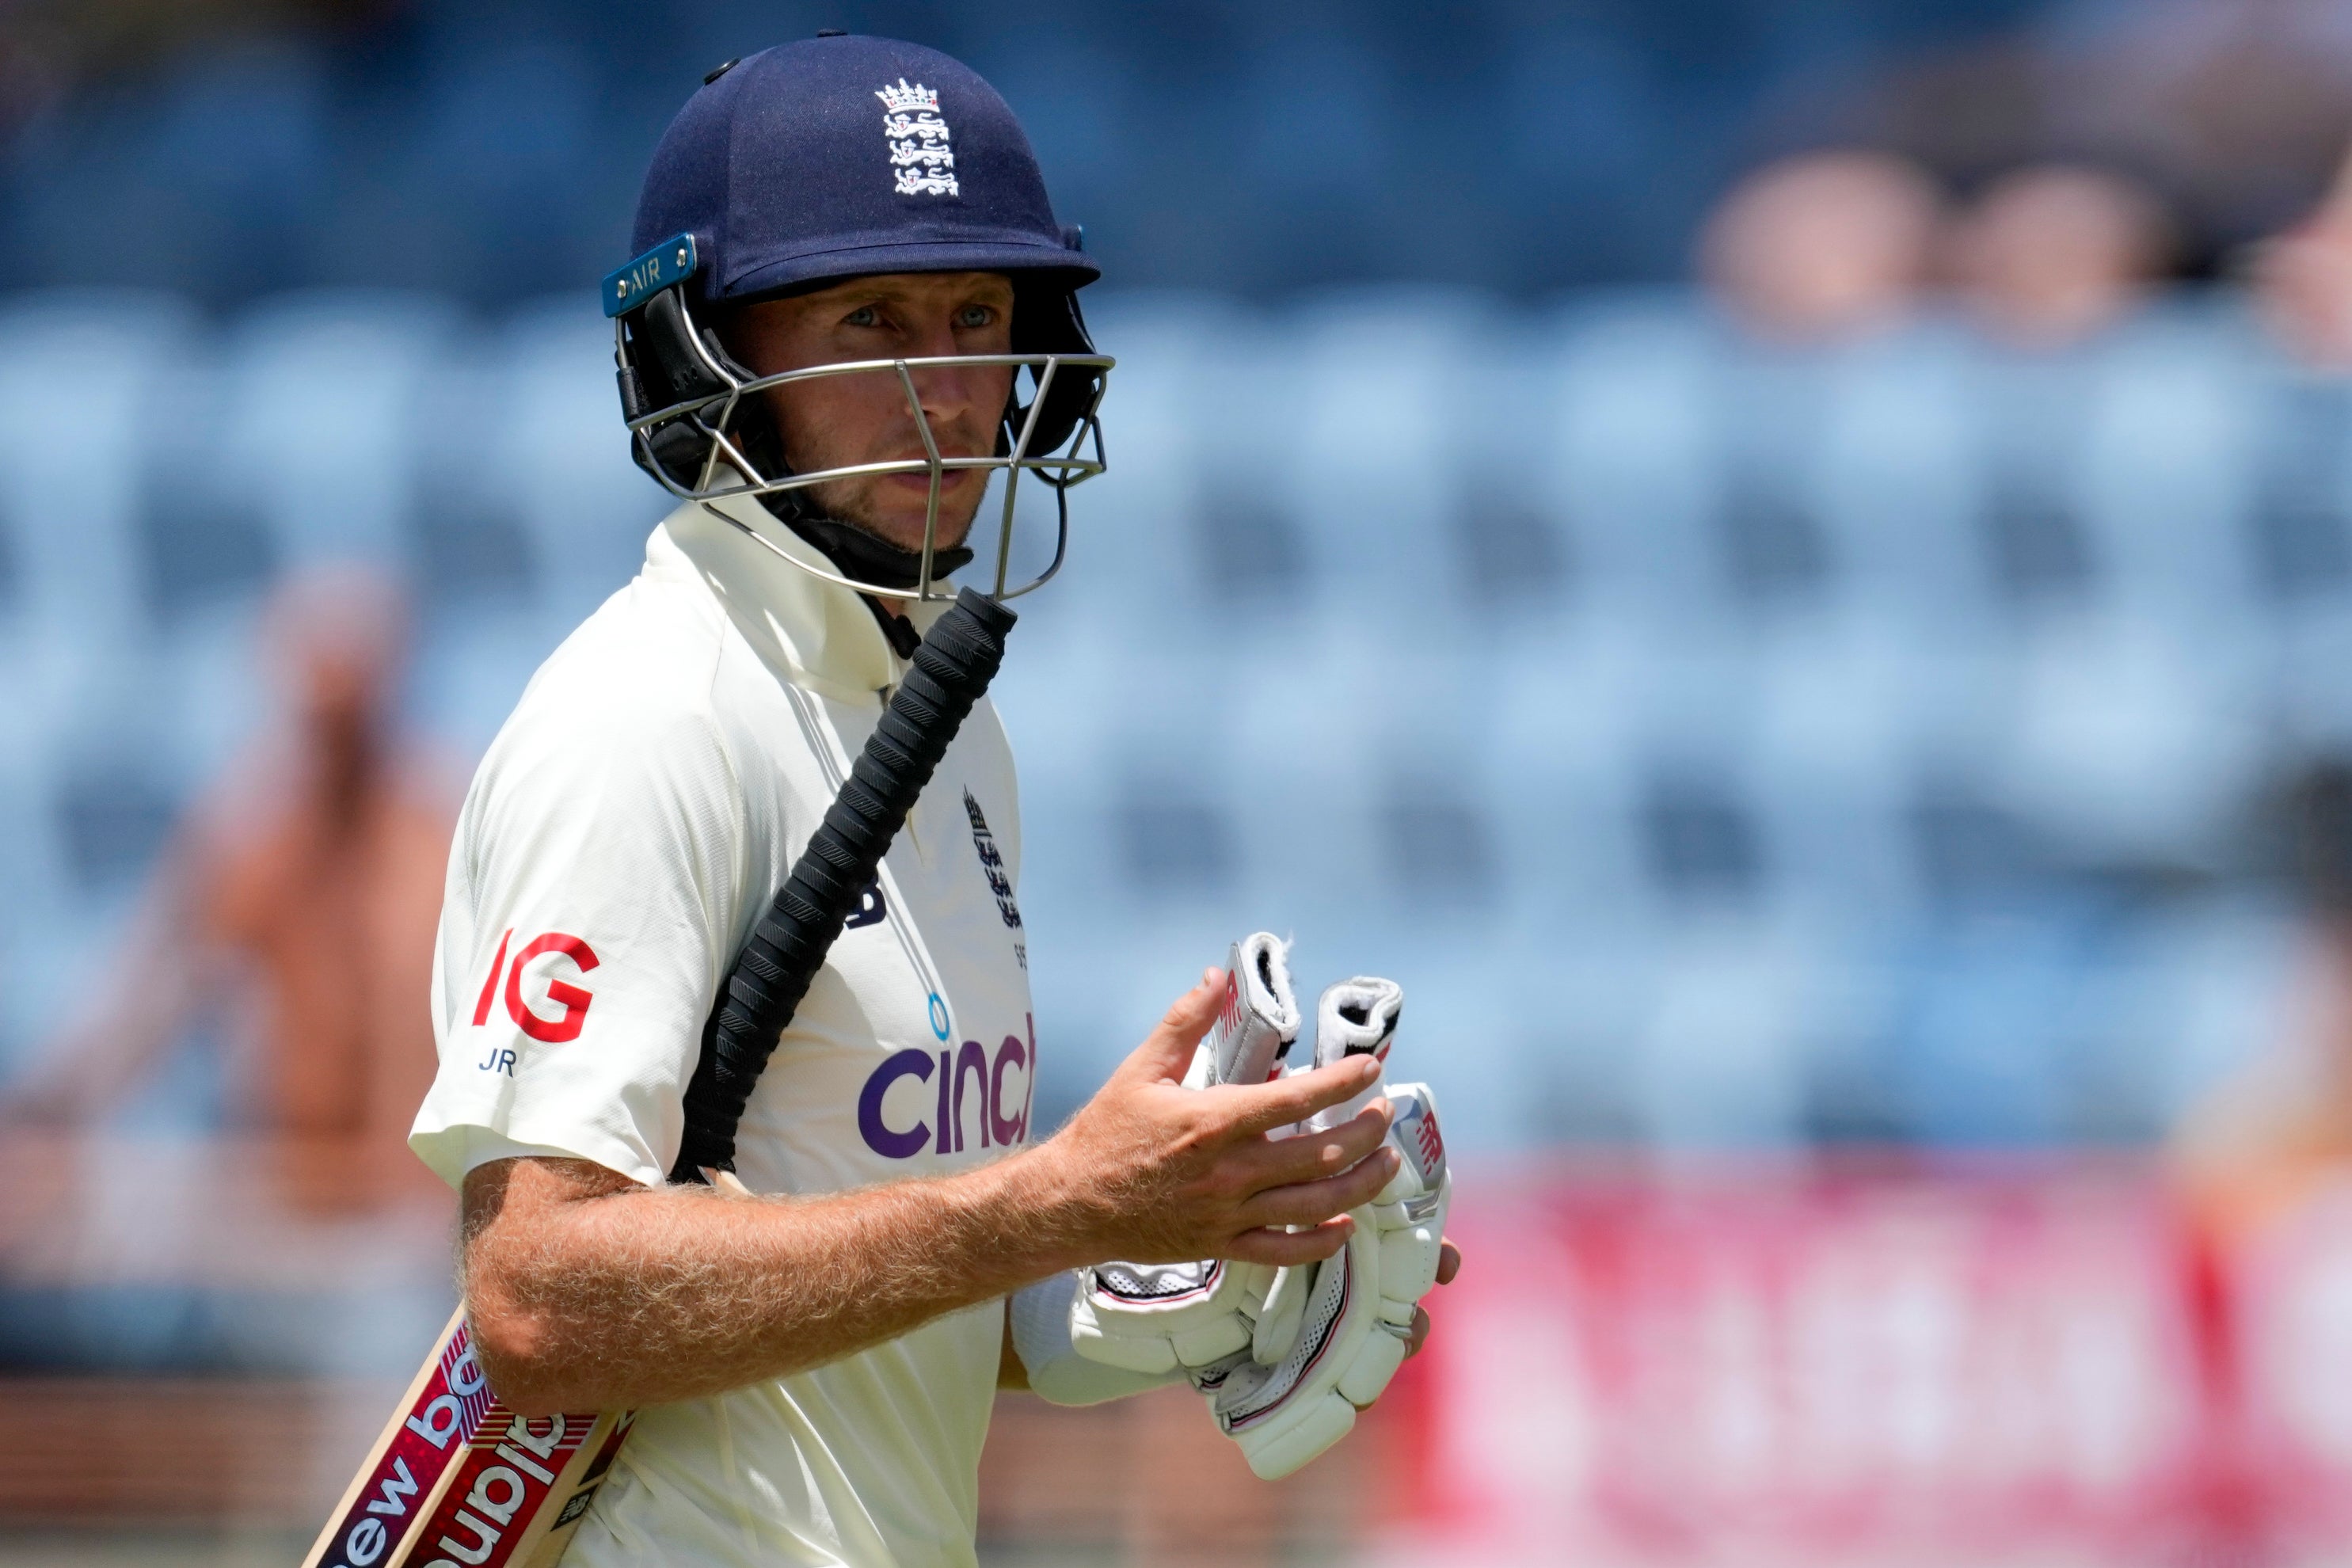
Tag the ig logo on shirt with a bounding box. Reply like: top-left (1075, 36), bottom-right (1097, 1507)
top-left (471, 928), bottom-right (600, 1074)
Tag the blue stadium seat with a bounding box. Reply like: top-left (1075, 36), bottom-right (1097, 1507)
top-left (1485, 609), bottom-right (1722, 929)
top-left (149, 612), bottom-right (271, 792)
top-left (1992, 607), bottom-right (2263, 869)
top-left (216, 291), bottom-right (459, 573)
top-left (0, 649), bottom-right (68, 1072)
top-left (402, 612), bottom-right (565, 763)
top-left (1886, 902), bottom-right (2110, 1146)
top-left (1710, 352), bottom-right (1848, 615)
top-left (1546, 293), bottom-right (1724, 623)
top-left (1806, 326), bottom-right (1984, 629)
top-left (2268, 598), bottom-right (2352, 754)
top-left (2122, 898), bottom-right (2297, 1128)
top-left (1275, 287), bottom-right (1495, 634)
top-left (1628, 913), bottom-right (1845, 1149)
top-left (1064, 291), bottom-right (1246, 617)
top-left (1968, 343), bottom-right (2118, 615)
top-left (489, 300), bottom-right (672, 624)
top-left (0, 293), bottom-right (199, 649)
top-left (2244, 372), bottom-right (2352, 607)
top-left (991, 639), bottom-right (1147, 915)
top-left (0, 650), bottom-right (190, 1084)
top-left (1745, 609), bottom-right (1977, 921)
top-left (2072, 303), bottom-right (2263, 628)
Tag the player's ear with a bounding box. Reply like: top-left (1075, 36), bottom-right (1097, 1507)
top-left (679, 296), bottom-right (790, 478)
top-left (698, 297), bottom-right (764, 380)
top-left (1006, 272), bottom-right (1100, 453)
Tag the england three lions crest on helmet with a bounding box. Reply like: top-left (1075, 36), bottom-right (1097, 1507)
top-left (877, 78), bottom-right (957, 197)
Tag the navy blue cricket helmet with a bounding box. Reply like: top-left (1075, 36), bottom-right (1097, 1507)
top-left (606, 32), bottom-right (1112, 602)
top-left (633, 35), bottom-right (1098, 304)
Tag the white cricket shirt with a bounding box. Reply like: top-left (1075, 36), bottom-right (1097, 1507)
top-left (411, 493), bottom-right (1039, 1567)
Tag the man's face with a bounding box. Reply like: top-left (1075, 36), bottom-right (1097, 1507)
top-left (726, 272), bottom-right (1016, 554)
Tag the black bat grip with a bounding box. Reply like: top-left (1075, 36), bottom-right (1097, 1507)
top-left (670, 587), bottom-right (1017, 1182)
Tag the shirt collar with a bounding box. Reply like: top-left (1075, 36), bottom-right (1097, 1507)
top-left (648, 493), bottom-right (949, 705)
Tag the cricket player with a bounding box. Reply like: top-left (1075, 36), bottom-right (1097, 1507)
top-left (409, 34), bottom-right (1454, 1567)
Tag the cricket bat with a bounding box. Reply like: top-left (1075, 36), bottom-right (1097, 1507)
top-left (303, 588), bottom-right (1017, 1568)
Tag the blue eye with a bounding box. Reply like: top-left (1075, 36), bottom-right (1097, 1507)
top-left (843, 306), bottom-right (879, 328)
top-left (957, 306), bottom-right (993, 328)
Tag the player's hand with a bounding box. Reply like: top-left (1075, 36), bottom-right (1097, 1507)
top-left (1402, 1237), bottom-right (1462, 1361)
top-left (1025, 967), bottom-right (1399, 1271)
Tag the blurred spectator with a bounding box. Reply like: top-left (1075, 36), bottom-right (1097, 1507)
top-left (5, 0), bottom-right (382, 71)
top-left (1948, 163), bottom-right (2177, 348)
top-left (0, 0), bottom-right (390, 131)
top-left (2042, 0), bottom-right (2352, 267)
top-left (1699, 150), bottom-right (1945, 346)
top-left (2175, 761), bottom-right (2352, 1243)
top-left (1850, 0), bottom-right (2352, 276)
top-left (2251, 141), bottom-right (2352, 366)
top-left (1, 571), bottom-right (453, 1213)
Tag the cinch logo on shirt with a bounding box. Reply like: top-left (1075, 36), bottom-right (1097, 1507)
top-left (471, 929), bottom-right (600, 1074)
top-left (857, 1015), bottom-right (1037, 1159)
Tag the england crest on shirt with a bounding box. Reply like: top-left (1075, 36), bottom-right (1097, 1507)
top-left (963, 790), bottom-right (1021, 931)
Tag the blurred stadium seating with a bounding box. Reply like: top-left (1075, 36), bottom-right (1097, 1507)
top-left (0, 2), bottom-right (2073, 306)
top-left (0, 283), bottom-right (2319, 1158)
top-left (1017, 285), bottom-right (2307, 1158)
top-left (9, 2), bottom-right (2352, 1560)
top-left (1, 279), bottom-right (2343, 1558)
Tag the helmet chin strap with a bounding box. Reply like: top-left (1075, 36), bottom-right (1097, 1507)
top-left (762, 494), bottom-right (976, 596)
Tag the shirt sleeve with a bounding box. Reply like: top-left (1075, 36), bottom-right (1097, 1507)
top-left (409, 695), bottom-right (747, 1191)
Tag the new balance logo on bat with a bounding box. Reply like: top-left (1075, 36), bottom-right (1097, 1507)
top-left (314, 1329), bottom-right (493, 1568)
top-left (364, 1459), bottom-right (418, 1519)
top-left (405, 1410), bottom-right (599, 1568)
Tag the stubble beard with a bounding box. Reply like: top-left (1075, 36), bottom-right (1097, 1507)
top-left (766, 380), bottom-right (999, 558)
top-left (803, 471), bottom-right (986, 557)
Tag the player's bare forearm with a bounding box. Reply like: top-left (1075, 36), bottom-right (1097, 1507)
top-left (464, 1148), bottom-right (1079, 1412)
top-left (465, 969), bottom-right (1402, 1414)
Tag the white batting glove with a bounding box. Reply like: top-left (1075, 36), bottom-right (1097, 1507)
top-left (1068, 934), bottom-right (1301, 1376)
top-left (1010, 1273), bottom-right (1187, 1406)
top-left (1248, 976), bottom-right (1399, 1357)
top-left (1185, 932), bottom-right (1303, 1090)
top-left (1210, 980), bottom-right (1453, 1481)
top-left (1371, 1081), bottom-right (1452, 1312)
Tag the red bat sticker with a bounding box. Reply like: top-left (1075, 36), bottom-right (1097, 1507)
top-left (313, 1323), bottom-right (495, 1568)
top-left (405, 1409), bottom-right (598, 1568)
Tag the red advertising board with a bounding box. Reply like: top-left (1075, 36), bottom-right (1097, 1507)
top-left (1393, 1159), bottom-right (2247, 1566)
